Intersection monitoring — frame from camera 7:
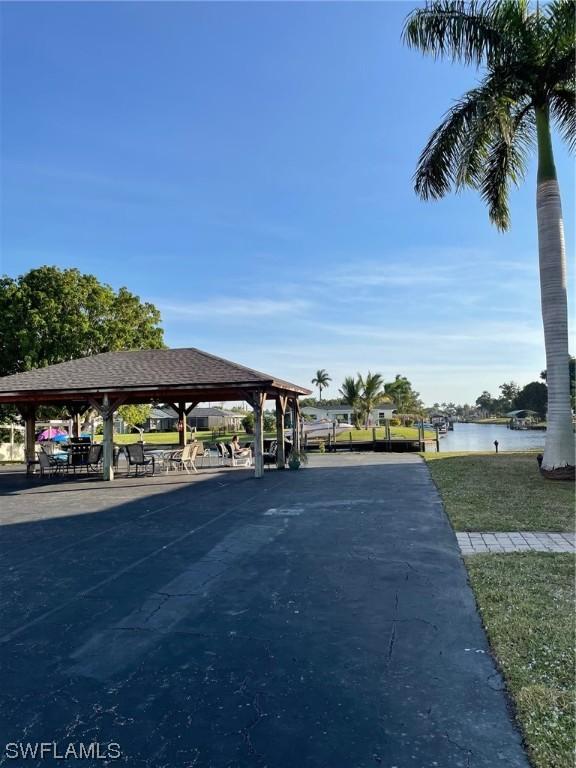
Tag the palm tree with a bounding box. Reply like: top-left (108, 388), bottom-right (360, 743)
top-left (385, 375), bottom-right (413, 421)
top-left (311, 369), bottom-right (332, 402)
top-left (404, 0), bottom-right (574, 478)
top-left (339, 375), bottom-right (363, 428)
top-left (359, 372), bottom-right (385, 427)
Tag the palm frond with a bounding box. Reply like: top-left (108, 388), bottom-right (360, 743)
top-left (403, 0), bottom-right (521, 66)
top-left (479, 105), bottom-right (532, 230)
top-left (550, 87), bottom-right (576, 152)
top-left (540, 1), bottom-right (576, 88)
top-left (339, 376), bottom-right (362, 407)
top-left (458, 94), bottom-right (534, 189)
top-left (543, 0), bottom-right (576, 42)
top-left (414, 91), bottom-right (483, 199)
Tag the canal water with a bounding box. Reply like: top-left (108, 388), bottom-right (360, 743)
top-left (439, 422), bottom-right (545, 452)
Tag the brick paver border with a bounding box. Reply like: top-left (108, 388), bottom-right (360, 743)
top-left (456, 531), bottom-right (575, 555)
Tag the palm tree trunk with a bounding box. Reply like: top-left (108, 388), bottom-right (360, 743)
top-left (535, 107), bottom-right (574, 475)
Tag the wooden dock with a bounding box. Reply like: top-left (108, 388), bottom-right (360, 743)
top-left (303, 429), bottom-right (439, 453)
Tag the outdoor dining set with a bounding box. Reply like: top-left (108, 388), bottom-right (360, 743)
top-left (29, 438), bottom-right (267, 480)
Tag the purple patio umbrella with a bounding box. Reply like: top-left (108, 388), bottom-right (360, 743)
top-left (36, 427), bottom-right (68, 442)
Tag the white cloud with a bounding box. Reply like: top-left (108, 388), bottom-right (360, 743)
top-left (159, 297), bottom-right (311, 319)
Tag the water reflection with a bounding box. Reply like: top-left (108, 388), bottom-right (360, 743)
top-left (439, 422), bottom-right (545, 452)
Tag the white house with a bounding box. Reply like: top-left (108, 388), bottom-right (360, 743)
top-left (302, 403), bottom-right (396, 426)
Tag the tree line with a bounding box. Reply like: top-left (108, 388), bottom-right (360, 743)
top-left (474, 360), bottom-right (575, 420)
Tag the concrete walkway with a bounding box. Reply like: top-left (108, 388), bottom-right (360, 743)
top-left (0, 455), bottom-right (529, 768)
top-left (457, 530), bottom-right (575, 554)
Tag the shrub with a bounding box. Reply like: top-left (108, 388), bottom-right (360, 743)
top-left (242, 413), bottom-right (254, 434)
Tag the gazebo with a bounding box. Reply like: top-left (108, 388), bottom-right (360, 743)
top-left (0, 348), bottom-right (311, 480)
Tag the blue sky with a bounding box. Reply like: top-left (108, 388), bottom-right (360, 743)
top-left (1, 1), bottom-right (573, 405)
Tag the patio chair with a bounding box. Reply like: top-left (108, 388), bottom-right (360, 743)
top-left (224, 443), bottom-right (252, 468)
top-left (167, 443), bottom-right (199, 474)
top-left (125, 444), bottom-right (155, 477)
top-left (38, 450), bottom-right (64, 479)
top-left (217, 443), bottom-right (228, 464)
top-left (199, 444), bottom-right (218, 467)
top-left (263, 441), bottom-right (278, 468)
top-left (86, 444), bottom-right (103, 472)
top-left (263, 440), bottom-right (292, 469)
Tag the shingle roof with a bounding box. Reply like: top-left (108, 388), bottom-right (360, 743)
top-left (151, 406), bottom-right (244, 419)
top-left (0, 348), bottom-right (310, 400)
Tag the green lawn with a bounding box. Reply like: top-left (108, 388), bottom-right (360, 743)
top-left (428, 453), bottom-right (575, 768)
top-left (425, 452), bottom-right (574, 531)
top-left (466, 553), bottom-right (575, 768)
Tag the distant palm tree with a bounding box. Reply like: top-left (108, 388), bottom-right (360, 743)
top-left (359, 372), bottom-right (385, 427)
top-left (339, 375), bottom-right (363, 428)
top-left (311, 369), bottom-right (332, 401)
top-left (404, 0), bottom-right (575, 477)
top-left (385, 375), bottom-right (412, 419)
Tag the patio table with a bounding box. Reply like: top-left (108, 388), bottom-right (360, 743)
top-left (146, 449), bottom-right (177, 474)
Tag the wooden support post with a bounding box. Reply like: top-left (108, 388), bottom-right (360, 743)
top-left (184, 401), bottom-right (199, 444)
top-left (102, 394), bottom-right (114, 481)
top-left (168, 401), bottom-right (199, 447)
top-left (290, 399), bottom-right (301, 453)
top-left (275, 395), bottom-right (287, 469)
top-left (178, 402), bottom-right (187, 448)
top-left (248, 391), bottom-right (266, 478)
top-left (89, 395), bottom-right (124, 481)
top-left (21, 406), bottom-right (36, 463)
top-left (372, 427), bottom-right (376, 450)
top-left (66, 403), bottom-right (87, 438)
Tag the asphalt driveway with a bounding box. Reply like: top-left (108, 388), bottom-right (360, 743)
top-left (0, 455), bottom-right (529, 768)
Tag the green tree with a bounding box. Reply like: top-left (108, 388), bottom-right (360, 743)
top-left (475, 391), bottom-right (495, 416)
top-left (311, 369), bottom-right (332, 401)
top-left (241, 412), bottom-right (254, 434)
top-left (515, 381), bottom-right (548, 418)
top-left (117, 404), bottom-right (152, 436)
top-left (404, 0), bottom-right (574, 475)
top-left (241, 411), bottom-right (275, 434)
top-left (0, 266), bottom-right (165, 376)
top-left (339, 376), bottom-right (363, 429)
top-left (499, 381), bottom-right (521, 406)
top-left (358, 372), bottom-right (385, 427)
top-left (385, 374), bottom-right (424, 419)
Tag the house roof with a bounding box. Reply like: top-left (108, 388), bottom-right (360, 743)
top-left (0, 348), bottom-right (311, 405)
top-left (150, 406), bottom-right (243, 420)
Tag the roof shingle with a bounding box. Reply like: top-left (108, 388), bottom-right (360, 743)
top-left (0, 348), bottom-right (310, 399)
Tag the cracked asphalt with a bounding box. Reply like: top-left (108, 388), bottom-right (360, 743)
top-left (0, 455), bottom-right (529, 768)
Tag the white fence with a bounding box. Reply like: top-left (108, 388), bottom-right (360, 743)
top-left (0, 424), bottom-right (26, 462)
